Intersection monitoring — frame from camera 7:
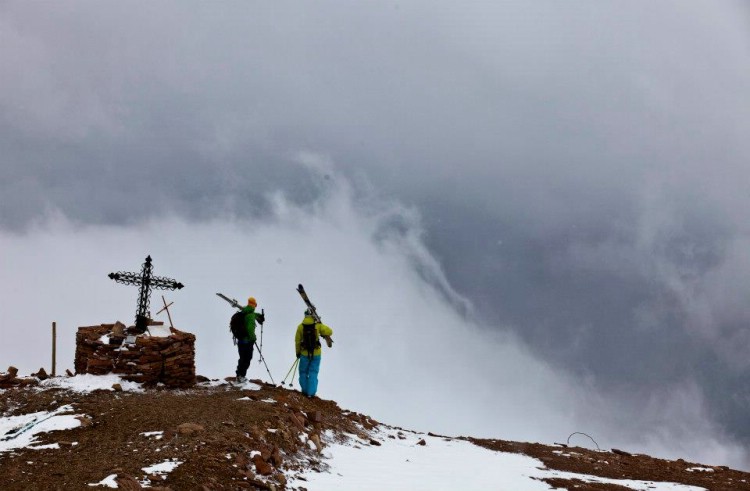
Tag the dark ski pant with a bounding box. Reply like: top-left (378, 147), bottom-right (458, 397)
top-left (299, 355), bottom-right (321, 397)
top-left (236, 341), bottom-right (254, 378)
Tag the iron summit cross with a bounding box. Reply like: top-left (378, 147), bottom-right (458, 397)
top-left (108, 255), bottom-right (184, 333)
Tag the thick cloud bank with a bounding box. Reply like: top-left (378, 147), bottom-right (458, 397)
top-left (1, 170), bottom-right (747, 468)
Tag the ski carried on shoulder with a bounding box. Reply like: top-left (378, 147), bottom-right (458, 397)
top-left (296, 284), bottom-right (322, 323)
top-left (216, 292), bottom-right (242, 310)
top-left (217, 292), bottom-right (275, 385)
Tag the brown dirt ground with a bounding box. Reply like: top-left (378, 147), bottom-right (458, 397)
top-left (0, 378), bottom-right (375, 490)
top-left (469, 438), bottom-right (750, 491)
top-left (2, 376), bottom-right (749, 490)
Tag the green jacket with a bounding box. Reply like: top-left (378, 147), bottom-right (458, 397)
top-left (295, 315), bottom-right (333, 357)
top-left (239, 305), bottom-right (259, 343)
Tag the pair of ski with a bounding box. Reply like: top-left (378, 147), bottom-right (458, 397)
top-left (216, 284), bottom-right (321, 322)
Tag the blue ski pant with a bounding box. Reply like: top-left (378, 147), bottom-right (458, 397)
top-left (299, 355), bottom-right (322, 397)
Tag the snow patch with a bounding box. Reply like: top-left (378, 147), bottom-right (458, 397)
top-left (142, 458), bottom-right (182, 476)
top-left (28, 443), bottom-right (60, 450)
top-left (231, 380), bottom-right (262, 390)
top-left (197, 379), bottom-right (232, 388)
top-left (88, 474), bottom-right (119, 488)
top-left (0, 405), bottom-right (81, 453)
top-left (541, 468), bottom-right (707, 490)
top-left (39, 374), bottom-right (144, 393)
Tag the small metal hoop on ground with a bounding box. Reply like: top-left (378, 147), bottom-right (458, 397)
top-left (566, 432), bottom-right (600, 451)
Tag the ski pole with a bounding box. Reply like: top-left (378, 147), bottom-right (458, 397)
top-left (258, 308), bottom-right (265, 365)
top-left (291, 357), bottom-right (300, 387)
top-left (282, 358), bottom-right (299, 386)
top-left (253, 341), bottom-right (276, 385)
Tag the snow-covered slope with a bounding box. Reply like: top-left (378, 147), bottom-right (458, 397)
top-left (290, 426), bottom-right (706, 491)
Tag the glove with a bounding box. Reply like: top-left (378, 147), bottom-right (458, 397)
top-left (323, 335), bottom-right (333, 348)
top-left (256, 312), bottom-right (265, 324)
top-left (296, 352), bottom-right (301, 359)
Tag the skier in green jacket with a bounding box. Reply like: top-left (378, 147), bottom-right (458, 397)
top-left (236, 296), bottom-right (265, 383)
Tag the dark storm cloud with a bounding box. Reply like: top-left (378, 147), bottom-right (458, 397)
top-left (2, 0), bottom-right (750, 457)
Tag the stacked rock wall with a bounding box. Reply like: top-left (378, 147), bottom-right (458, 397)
top-left (75, 323), bottom-right (196, 388)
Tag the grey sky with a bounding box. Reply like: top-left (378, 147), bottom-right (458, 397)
top-left (2, 0), bottom-right (750, 466)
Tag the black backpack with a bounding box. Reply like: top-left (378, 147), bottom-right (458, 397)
top-left (230, 310), bottom-right (247, 341)
top-left (301, 323), bottom-right (320, 356)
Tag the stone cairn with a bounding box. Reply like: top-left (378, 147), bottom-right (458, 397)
top-left (0, 366), bottom-right (54, 388)
top-left (0, 366), bottom-right (37, 389)
top-left (74, 322), bottom-right (196, 388)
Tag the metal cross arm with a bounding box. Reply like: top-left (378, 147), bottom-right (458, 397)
top-left (108, 255), bottom-right (184, 333)
top-left (109, 272), bottom-right (184, 290)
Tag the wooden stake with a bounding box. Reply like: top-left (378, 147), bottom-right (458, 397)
top-left (156, 295), bottom-right (174, 328)
top-left (52, 321), bottom-right (57, 377)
